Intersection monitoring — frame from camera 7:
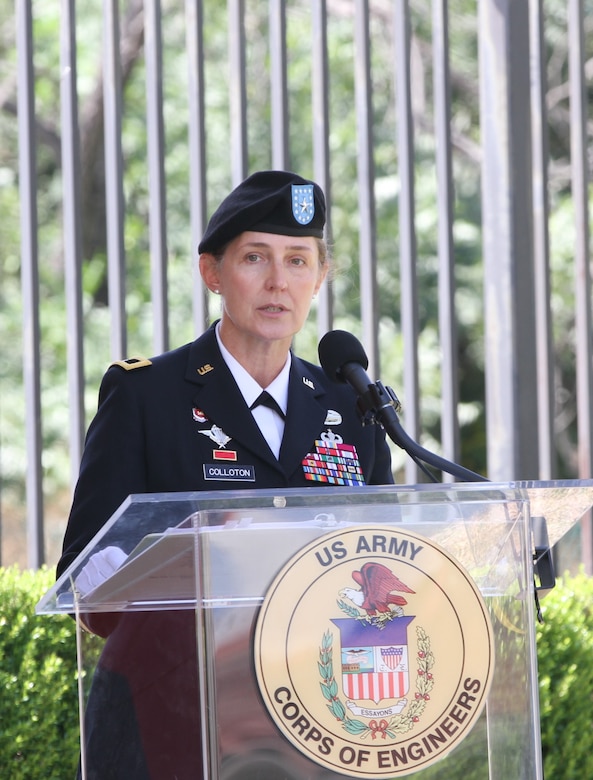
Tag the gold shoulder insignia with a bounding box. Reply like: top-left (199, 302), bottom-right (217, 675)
top-left (109, 357), bottom-right (153, 371)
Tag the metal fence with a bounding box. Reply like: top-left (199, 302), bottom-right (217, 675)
top-left (5, 0), bottom-right (593, 572)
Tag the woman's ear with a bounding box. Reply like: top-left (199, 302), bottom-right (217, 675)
top-left (199, 253), bottom-right (221, 293)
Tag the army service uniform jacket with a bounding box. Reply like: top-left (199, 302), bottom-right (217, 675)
top-left (59, 323), bottom-right (393, 780)
top-left (59, 322), bottom-right (393, 573)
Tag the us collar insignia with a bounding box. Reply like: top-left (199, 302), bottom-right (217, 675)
top-left (303, 377), bottom-right (315, 389)
top-left (197, 363), bottom-right (214, 376)
top-left (199, 425), bottom-right (232, 448)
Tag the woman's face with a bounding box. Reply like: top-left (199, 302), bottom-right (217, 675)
top-left (200, 231), bottom-right (327, 351)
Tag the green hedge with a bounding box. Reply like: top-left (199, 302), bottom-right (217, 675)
top-left (537, 571), bottom-right (593, 778)
top-left (0, 567), bottom-right (79, 779)
top-left (0, 567), bottom-right (591, 779)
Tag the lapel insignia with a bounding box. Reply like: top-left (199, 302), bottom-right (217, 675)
top-left (303, 377), bottom-right (315, 389)
top-left (192, 407), bottom-right (208, 423)
top-left (324, 409), bottom-right (342, 425)
top-left (197, 363), bottom-right (214, 376)
top-left (199, 425), bottom-right (232, 448)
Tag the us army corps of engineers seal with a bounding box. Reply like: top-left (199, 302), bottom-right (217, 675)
top-left (253, 525), bottom-right (495, 777)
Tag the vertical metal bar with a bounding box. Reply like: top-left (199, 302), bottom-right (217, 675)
top-left (269, 0), bottom-right (289, 170)
top-left (568, 0), bottom-right (593, 574)
top-left (479, 0), bottom-right (539, 480)
top-left (60, 0), bottom-right (86, 484)
top-left (311, 0), bottom-right (333, 338)
top-left (103, 0), bottom-right (127, 359)
top-left (0, 431), bottom-right (2, 562)
top-left (394, 0), bottom-right (420, 482)
top-left (186, 0), bottom-right (209, 334)
top-left (529, 0), bottom-right (555, 480)
top-left (228, 0), bottom-right (248, 184)
top-left (353, 0), bottom-right (379, 378)
top-left (16, 0), bottom-right (44, 567)
top-left (432, 0), bottom-right (459, 477)
top-left (144, 0), bottom-right (169, 353)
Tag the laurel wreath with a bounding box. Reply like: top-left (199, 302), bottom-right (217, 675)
top-left (319, 625), bottom-right (435, 739)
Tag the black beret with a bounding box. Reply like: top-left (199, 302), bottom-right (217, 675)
top-left (198, 170), bottom-right (326, 254)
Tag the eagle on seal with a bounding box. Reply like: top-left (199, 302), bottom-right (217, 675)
top-left (340, 562), bottom-right (415, 617)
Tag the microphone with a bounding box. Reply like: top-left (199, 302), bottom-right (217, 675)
top-left (318, 329), bottom-right (404, 434)
top-left (318, 329), bottom-right (374, 398)
top-left (318, 330), bottom-right (487, 482)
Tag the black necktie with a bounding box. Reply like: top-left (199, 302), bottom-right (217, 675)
top-left (250, 391), bottom-right (286, 420)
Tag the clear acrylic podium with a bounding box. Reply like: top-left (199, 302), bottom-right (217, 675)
top-left (37, 480), bottom-right (593, 779)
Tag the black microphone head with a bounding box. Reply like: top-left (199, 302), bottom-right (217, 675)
top-left (318, 330), bottom-right (369, 383)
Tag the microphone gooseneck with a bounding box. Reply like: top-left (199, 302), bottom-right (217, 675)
top-left (319, 333), bottom-right (554, 617)
top-left (318, 330), bottom-right (487, 483)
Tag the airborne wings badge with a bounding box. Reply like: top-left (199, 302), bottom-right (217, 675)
top-left (254, 526), bottom-right (495, 777)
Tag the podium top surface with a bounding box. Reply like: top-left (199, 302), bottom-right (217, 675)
top-left (37, 480), bottom-right (593, 615)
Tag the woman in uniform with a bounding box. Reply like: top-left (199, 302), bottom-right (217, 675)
top-left (58, 170), bottom-right (393, 778)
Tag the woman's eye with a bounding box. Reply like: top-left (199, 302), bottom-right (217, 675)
top-left (246, 253), bottom-right (261, 263)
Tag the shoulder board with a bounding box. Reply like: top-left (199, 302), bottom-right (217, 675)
top-left (109, 357), bottom-right (153, 371)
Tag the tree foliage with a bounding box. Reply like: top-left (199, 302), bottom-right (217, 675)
top-left (0, 1), bottom-right (592, 561)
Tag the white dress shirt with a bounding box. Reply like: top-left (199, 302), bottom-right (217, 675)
top-left (215, 323), bottom-right (289, 458)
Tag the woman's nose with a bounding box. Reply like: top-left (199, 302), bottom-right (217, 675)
top-left (266, 261), bottom-right (288, 290)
